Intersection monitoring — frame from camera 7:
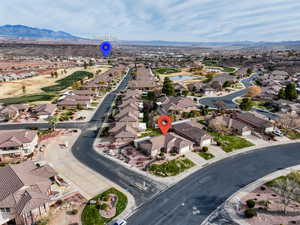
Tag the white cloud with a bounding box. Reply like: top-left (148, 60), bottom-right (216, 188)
top-left (0, 0), bottom-right (299, 41)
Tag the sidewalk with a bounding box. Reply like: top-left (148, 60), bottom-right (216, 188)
top-left (202, 164), bottom-right (300, 225)
top-left (95, 133), bottom-right (300, 192)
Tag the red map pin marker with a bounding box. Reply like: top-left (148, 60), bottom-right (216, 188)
top-left (157, 115), bottom-right (172, 136)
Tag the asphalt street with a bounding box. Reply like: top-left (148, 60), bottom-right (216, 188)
top-left (199, 73), bottom-right (278, 119)
top-left (127, 143), bottom-right (300, 225)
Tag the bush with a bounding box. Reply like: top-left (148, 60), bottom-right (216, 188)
top-left (244, 208), bottom-right (257, 218)
top-left (246, 199), bottom-right (256, 208)
top-left (202, 146), bottom-right (208, 152)
top-left (71, 209), bottom-right (78, 215)
top-left (100, 203), bottom-right (109, 211)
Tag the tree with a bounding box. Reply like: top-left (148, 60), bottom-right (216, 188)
top-left (247, 86), bottom-right (262, 97)
top-left (48, 116), bottom-right (58, 131)
top-left (209, 116), bottom-right (228, 133)
top-left (162, 77), bottom-right (175, 96)
top-left (285, 82), bottom-right (298, 101)
top-left (214, 100), bottom-right (225, 110)
top-left (278, 88), bottom-right (286, 99)
top-left (83, 61), bottom-right (88, 69)
top-left (22, 85), bottom-right (26, 94)
top-left (272, 175), bottom-right (300, 214)
top-left (246, 68), bottom-right (252, 75)
top-left (275, 113), bottom-right (300, 130)
top-left (222, 80), bottom-right (232, 88)
top-left (239, 98), bottom-right (253, 111)
top-left (182, 90), bottom-right (189, 97)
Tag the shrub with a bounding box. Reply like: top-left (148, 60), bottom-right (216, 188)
top-left (102, 195), bottom-right (110, 201)
top-left (246, 199), bottom-right (256, 208)
top-left (244, 208), bottom-right (257, 218)
top-left (202, 146), bottom-right (208, 152)
top-left (56, 199), bottom-right (64, 205)
top-left (71, 209), bottom-right (78, 215)
top-left (100, 203), bottom-right (109, 211)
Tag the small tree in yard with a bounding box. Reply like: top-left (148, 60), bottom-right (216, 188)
top-left (272, 175), bottom-right (300, 214)
top-left (48, 116), bottom-right (58, 131)
top-left (246, 199), bottom-right (256, 208)
top-left (202, 146), bottom-right (208, 152)
top-left (276, 113), bottom-right (300, 130)
top-left (244, 208), bottom-right (257, 218)
top-left (247, 85), bottom-right (261, 97)
top-left (209, 116), bottom-right (228, 133)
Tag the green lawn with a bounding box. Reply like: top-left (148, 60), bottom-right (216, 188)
top-left (149, 157), bottom-right (195, 177)
top-left (140, 128), bottom-right (162, 137)
top-left (202, 60), bottom-right (218, 67)
top-left (285, 129), bottom-right (300, 140)
top-left (0, 93), bottom-right (56, 104)
top-left (42, 71), bottom-right (93, 92)
top-left (210, 132), bottom-right (254, 152)
top-left (81, 188), bottom-right (128, 225)
top-left (223, 67), bottom-right (236, 73)
top-left (198, 152), bottom-right (214, 160)
top-left (155, 68), bottom-right (180, 74)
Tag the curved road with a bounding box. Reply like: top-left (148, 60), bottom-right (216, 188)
top-left (0, 70), bottom-right (296, 225)
top-left (127, 143), bottom-right (300, 225)
top-left (199, 74), bottom-right (278, 119)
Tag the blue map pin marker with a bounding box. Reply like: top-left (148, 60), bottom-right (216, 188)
top-left (100, 41), bottom-right (112, 57)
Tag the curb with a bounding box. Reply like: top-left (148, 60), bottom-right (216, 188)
top-left (202, 164), bottom-right (300, 225)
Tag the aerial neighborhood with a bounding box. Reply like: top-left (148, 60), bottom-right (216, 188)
top-left (1, 36), bottom-right (300, 225)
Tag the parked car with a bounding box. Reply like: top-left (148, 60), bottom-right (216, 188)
top-left (273, 130), bottom-right (283, 136)
top-left (113, 219), bottom-right (127, 225)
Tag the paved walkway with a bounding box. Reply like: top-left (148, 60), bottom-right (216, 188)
top-left (202, 164), bottom-right (300, 225)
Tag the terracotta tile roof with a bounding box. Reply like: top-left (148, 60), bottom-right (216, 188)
top-left (31, 104), bottom-right (57, 116)
top-left (0, 161), bottom-right (52, 215)
top-left (0, 130), bottom-right (37, 149)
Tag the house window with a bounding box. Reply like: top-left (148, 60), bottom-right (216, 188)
top-left (0, 208), bottom-right (10, 213)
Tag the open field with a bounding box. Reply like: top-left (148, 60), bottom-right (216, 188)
top-left (0, 65), bottom-right (111, 99)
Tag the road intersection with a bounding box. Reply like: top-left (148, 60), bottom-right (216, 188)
top-left (0, 70), bottom-right (298, 225)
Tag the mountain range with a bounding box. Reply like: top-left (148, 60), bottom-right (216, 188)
top-left (0, 24), bottom-right (300, 48)
top-left (0, 24), bottom-right (83, 40)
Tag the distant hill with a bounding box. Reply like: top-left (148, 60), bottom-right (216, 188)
top-left (119, 40), bottom-right (300, 48)
top-left (0, 24), bottom-right (83, 40)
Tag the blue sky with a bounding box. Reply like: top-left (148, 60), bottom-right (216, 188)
top-left (1, 0), bottom-right (300, 42)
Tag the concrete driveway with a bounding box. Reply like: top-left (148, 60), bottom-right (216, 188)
top-left (42, 130), bottom-right (111, 199)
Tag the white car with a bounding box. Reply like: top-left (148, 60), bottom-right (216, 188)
top-left (113, 219), bottom-right (127, 225)
top-left (273, 130), bottom-right (283, 136)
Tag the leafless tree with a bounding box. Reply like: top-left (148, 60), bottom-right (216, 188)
top-left (209, 116), bottom-right (228, 133)
top-left (276, 113), bottom-right (300, 130)
top-left (272, 174), bottom-right (300, 214)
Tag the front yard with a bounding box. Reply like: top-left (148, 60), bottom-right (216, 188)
top-left (140, 128), bottom-right (162, 137)
top-left (198, 152), bottom-right (215, 160)
top-left (285, 129), bottom-right (300, 140)
top-left (148, 156), bottom-right (195, 177)
top-left (81, 188), bottom-right (128, 225)
top-left (210, 132), bottom-right (254, 152)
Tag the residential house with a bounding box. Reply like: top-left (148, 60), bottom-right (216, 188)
top-left (0, 130), bottom-right (38, 162)
top-left (0, 104), bottom-right (28, 121)
top-left (0, 161), bottom-right (56, 225)
top-left (136, 132), bottom-right (193, 157)
top-left (30, 104), bottom-right (57, 119)
top-left (157, 96), bottom-right (197, 113)
top-left (172, 120), bottom-right (212, 147)
top-left (234, 112), bottom-right (274, 133)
